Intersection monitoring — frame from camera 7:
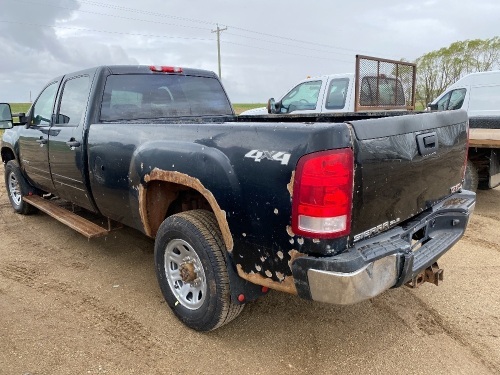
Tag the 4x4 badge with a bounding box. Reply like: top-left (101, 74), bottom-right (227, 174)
top-left (244, 150), bottom-right (291, 165)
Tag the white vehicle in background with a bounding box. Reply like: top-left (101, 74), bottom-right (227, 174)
top-left (241, 56), bottom-right (415, 116)
top-left (240, 73), bottom-right (356, 115)
top-left (428, 70), bottom-right (500, 191)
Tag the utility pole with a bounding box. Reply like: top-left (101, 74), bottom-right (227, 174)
top-left (211, 24), bottom-right (227, 80)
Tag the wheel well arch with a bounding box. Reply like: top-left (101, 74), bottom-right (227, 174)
top-left (1, 147), bottom-right (16, 164)
top-left (138, 169), bottom-right (234, 251)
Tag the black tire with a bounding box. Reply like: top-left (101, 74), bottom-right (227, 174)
top-left (154, 209), bottom-right (244, 331)
top-left (4, 160), bottom-right (38, 215)
top-left (463, 160), bottom-right (479, 192)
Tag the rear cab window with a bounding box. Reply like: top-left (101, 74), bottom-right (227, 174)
top-left (100, 74), bottom-right (233, 121)
top-left (360, 76), bottom-right (405, 106)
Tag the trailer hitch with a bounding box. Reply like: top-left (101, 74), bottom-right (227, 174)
top-left (405, 262), bottom-right (444, 288)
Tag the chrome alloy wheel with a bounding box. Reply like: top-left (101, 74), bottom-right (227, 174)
top-left (8, 171), bottom-right (22, 206)
top-left (164, 239), bottom-right (207, 310)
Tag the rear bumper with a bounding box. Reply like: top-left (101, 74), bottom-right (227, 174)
top-left (291, 191), bottom-right (476, 305)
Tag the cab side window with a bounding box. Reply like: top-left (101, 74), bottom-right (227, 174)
top-left (436, 92), bottom-right (451, 110)
top-left (448, 89), bottom-right (466, 110)
top-left (281, 80), bottom-right (322, 113)
top-left (31, 82), bottom-right (58, 126)
top-left (436, 89), bottom-right (466, 110)
top-left (325, 78), bottom-right (349, 109)
top-left (57, 76), bottom-right (90, 126)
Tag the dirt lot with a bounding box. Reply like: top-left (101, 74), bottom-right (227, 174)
top-left (0, 164), bottom-right (499, 375)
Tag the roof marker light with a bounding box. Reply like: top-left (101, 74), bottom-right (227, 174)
top-left (149, 66), bottom-right (183, 73)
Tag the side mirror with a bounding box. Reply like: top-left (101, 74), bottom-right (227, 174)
top-left (0, 103), bottom-right (13, 129)
top-left (427, 103), bottom-right (438, 111)
top-left (267, 98), bottom-right (277, 114)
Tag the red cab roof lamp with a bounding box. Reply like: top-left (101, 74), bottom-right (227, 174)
top-left (149, 66), bottom-right (183, 73)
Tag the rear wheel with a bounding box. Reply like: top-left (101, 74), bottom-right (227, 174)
top-left (4, 160), bottom-right (38, 215)
top-left (154, 210), bottom-right (244, 331)
top-left (463, 160), bottom-right (479, 192)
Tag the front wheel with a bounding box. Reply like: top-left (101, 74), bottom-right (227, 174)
top-left (154, 210), bottom-right (244, 331)
top-left (4, 160), bottom-right (38, 215)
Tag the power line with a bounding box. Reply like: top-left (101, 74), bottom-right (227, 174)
top-left (10, 0), bottom-right (212, 32)
top-left (221, 40), bottom-right (353, 64)
top-left (30, 0), bottom-right (374, 54)
top-left (0, 19), bottom-right (213, 41)
top-left (224, 32), bottom-right (356, 57)
top-left (64, 0), bottom-right (216, 26)
top-left (0, 19), bottom-right (351, 63)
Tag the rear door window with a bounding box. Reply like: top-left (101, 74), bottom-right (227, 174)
top-left (325, 78), bottom-right (349, 109)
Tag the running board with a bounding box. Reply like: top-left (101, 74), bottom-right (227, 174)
top-left (23, 195), bottom-right (110, 239)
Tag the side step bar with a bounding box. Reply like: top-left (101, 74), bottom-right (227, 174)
top-left (23, 195), bottom-right (110, 239)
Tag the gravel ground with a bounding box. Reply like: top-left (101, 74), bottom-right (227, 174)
top-left (0, 163), bottom-right (499, 375)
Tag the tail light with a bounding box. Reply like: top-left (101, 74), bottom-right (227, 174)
top-left (292, 149), bottom-right (354, 238)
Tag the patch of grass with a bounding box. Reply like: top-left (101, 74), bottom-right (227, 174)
top-left (232, 103), bottom-right (266, 115)
top-left (10, 103), bottom-right (31, 114)
top-left (1, 103), bottom-right (31, 137)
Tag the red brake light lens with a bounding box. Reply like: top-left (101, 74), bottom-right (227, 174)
top-left (292, 149), bottom-right (354, 238)
top-left (150, 66), bottom-right (183, 73)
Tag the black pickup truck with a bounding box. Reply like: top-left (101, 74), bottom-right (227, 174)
top-left (0, 65), bottom-right (475, 331)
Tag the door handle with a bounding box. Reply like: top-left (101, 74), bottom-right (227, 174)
top-left (66, 139), bottom-right (81, 148)
top-left (36, 137), bottom-right (47, 145)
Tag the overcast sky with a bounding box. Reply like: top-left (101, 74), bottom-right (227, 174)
top-left (1, 0), bottom-right (499, 103)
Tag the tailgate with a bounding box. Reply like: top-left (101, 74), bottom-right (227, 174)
top-left (349, 110), bottom-right (468, 242)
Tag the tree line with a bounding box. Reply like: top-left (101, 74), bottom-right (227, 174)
top-left (414, 37), bottom-right (500, 107)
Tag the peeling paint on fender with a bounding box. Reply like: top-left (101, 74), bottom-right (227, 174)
top-left (287, 171), bottom-right (295, 196)
top-left (139, 168), bottom-right (234, 251)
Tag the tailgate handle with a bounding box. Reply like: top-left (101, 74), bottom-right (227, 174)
top-left (423, 134), bottom-right (436, 147)
top-left (417, 132), bottom-right (438, 156)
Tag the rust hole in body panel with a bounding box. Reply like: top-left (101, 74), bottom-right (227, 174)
top-left (139, 168), bottom-right (234, 251)
top-left (236, 264), bottom-right (298, 294)
top-left (235, 249), bottom-right (307, 295)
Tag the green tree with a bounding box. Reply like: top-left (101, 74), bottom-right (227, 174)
top-left (415, 37), bottom-right (500, 108)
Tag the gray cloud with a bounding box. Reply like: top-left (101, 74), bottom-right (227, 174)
top-left (1, 0), bottom-right (499, 103)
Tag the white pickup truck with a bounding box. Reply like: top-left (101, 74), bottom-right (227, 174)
top-left (241, 56), bottom-right (416, 116)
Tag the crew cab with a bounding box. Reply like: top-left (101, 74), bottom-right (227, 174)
top-left (241, 55), bottom-right (415, 115)
top-left (0, 64), bottom-right (475, 331)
